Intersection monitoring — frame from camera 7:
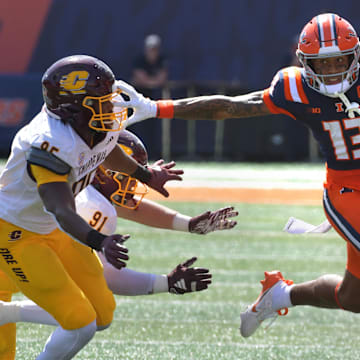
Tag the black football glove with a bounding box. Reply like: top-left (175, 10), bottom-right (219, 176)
top-left (189, 206), bottom-right (238, 234)
top-left (102, 234), bottom-right (130, 269)
top-left (167, 257), bottom-right (212, 295)
top-left (147, 159), bottom-right (183, 197)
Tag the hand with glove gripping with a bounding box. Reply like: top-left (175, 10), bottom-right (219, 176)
top-left (189, 206), bottom-right (238, 234)
top-left (167, 257), bottom-right (212, 295)
top-left (101, 234), bottom-right (130, 270)
top-left (114, 80), bottom-right (158, 126)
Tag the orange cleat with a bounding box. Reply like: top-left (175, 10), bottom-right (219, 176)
top-left (240, 271), bottom-right (293, 338)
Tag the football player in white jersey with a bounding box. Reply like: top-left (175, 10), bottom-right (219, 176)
top-left (0, 55), bottom-right (183, 360)
top-left (87, 130), bottom-right (236, 296)
top-left (0, 130), bottom-right (235, 355)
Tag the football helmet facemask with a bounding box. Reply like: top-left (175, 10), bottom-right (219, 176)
top-left (296, 13), bottom-right (360, 97)
top-left (92, 130), bottom-right (148, 210)
top-left (42, 55), bottom-right (127, 132)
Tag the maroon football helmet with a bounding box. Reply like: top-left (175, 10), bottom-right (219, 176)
top-left (92, 130), bottom-right (149, 209)
top-left (42, 55), bottom-right (127, 132)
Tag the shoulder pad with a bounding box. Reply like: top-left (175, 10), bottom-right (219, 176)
top-left (26, 146), bottom-right (71, 175)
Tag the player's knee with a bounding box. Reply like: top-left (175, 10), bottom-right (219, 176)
top-left (338, 289), bottom-right (360, 312)
top-left (339, 299), bottom-right (360, 313)
top-left (97, 323), bottom-right (111, 331)
top-left (95, 293), bottom-right (116, 329)
top-left (59, 300), bottom-right (97, 330)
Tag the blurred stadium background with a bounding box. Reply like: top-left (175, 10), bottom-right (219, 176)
top-left (1, 0), bottom-right (360, 162)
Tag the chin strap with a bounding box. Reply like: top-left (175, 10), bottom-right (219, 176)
top-left (336, 92), bottom-right (360, 118)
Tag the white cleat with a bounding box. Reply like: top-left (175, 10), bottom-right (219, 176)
top-left (240, 271), bottom-right (293, 338)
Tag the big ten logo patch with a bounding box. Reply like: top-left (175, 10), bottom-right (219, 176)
top-left (0, 98), bottom-right (28, 126)
top-left (311, 107), bottom-right (321, 114)
top-left (0, 248), bottom-right (29, 282)
top-left (8, 230), bottom-right (22, 241)
top-left (60, 71), bottom-right (90, 95)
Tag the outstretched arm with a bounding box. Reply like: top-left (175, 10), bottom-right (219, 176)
top-left (115, 197), bottom-right (178, 228)
top-left (115, 80), bottom-right (271, 123)
top-left (172, 91), bottom-right (271, 120)
top-left (115, 197), bottom-right (238, 234)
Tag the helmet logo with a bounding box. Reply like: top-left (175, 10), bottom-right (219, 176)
top-left (300, 31), bottom-right (307, 44)
top-left (348, 28), bottom-right (357, 37)
top-left (59, 70), bottom-right (90, 95)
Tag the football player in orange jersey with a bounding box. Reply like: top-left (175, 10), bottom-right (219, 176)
top-left (116, 13), bottom-right (360, 337)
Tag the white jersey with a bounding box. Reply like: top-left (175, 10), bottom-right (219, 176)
top-left (75, 185), bottom-right (117, 236)
top-left (0, 108), bottom-right (119, 234)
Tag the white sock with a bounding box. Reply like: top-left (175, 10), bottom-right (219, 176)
top-left (271, 282), bottom-right (294, 311)
top-left (36, 320), bottom-right (97, 360)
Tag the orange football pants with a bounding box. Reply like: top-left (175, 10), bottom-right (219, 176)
top-left (323, 185), bottom-right (360, 278)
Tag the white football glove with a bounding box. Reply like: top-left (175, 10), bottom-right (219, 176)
top-left (114, 80), bottom-right (157, 127)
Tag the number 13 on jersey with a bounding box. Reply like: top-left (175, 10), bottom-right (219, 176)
top-left (323, 117), bottom-right (360, 160)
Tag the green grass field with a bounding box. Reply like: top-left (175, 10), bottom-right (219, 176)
top-left (13, 198), bottom-right (357, 360)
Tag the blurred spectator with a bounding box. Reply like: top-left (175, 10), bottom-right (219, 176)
top-left (129, 34), bottom-right (168, 160)
top-left (132, 34), bottom-right (168, 99)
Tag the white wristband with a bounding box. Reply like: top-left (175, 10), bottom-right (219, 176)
top-left (152, 274), bottom-right (168, 293)
top-left (172, 213), bottom-right (191, 232)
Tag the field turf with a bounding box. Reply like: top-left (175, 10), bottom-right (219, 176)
top-left (13, 197), bottom-right (356, 359)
